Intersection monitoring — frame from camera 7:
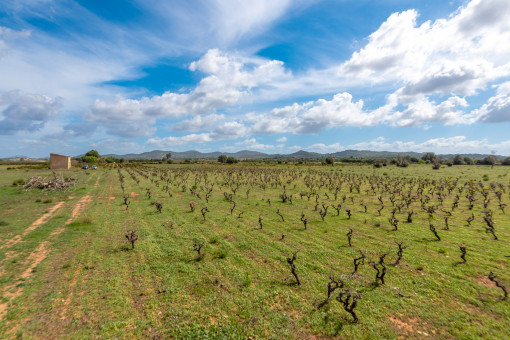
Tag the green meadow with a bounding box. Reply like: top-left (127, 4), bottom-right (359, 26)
top-left (0, 163), bottom-right (508, 339)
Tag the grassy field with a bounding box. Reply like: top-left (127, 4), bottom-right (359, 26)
top-left (0, 163), bottom-right (508, 339)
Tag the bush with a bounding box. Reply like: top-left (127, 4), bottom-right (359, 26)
top-left (12, 179), bottom-right (25, 186)
top-left (215, 247), bottom-right (229, 259)
top-left (432, 156), bottom-right (441, 170)
top-left (501, 157), bottom-right (510, 165)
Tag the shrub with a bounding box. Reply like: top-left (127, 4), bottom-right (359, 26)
top-left (432, 157), bottom-right (441, 170)
top-left (214, 247), bottom-right (229, 259)
top-left (12, 179), bottom-right (26, 186)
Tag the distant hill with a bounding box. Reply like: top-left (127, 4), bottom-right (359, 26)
top-left (98, 149), bottom-right (507, 161)
top-left (102, 150), bottom-right (269, 160)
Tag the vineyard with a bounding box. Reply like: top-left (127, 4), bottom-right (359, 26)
top-left (0, 163), bottom-right (509, 339)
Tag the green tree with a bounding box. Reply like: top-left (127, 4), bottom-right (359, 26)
top-left (166, 153), bottom-right (172, 160)
top-left (218, 155), bottom-right (228, 163)
top-left (85, 150), bottom-right (100, 158)
top-left (484, 155), bottom-right (496, 168)
top-left (453, 155), bottom-right (464, 165)
top-left (421, 152), bottom-right (436, 163)
top-left (83, 156), bottom-right (97, 163)
top-left (325, 156), bottom-right (334, 165)
top-left (226, 156), bottom-right (238, 164)
top-left (464, 157), bottom-right (474, 165)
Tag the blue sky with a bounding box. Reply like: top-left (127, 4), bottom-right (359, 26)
top-left (1, 0), bottom-right (510, 157)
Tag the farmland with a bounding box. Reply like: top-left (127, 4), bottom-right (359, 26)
top-left (0, 163), bottom-right (509, 339)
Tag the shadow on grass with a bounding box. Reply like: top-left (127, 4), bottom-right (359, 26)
top-left (322, 313), bottom-right (345, 336)
top-left (415, 238), bottom-right (439, 243)
top-left (109, 245), bottom-right (132, 253)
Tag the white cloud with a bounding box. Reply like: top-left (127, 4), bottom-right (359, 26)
top-left (0, 26), bottom-right (30, 58)
top-left (387, 94), bottom-right (476, 127)
top-left (234, 138), bottom-right (281, 151)
top-left (287, 145), bottom-right (302, 152)
top-left (474, 81), bottom-right (510, 123)
top-left (276, 136), bottom-right (287, 143)
top-left (251, 92), bottom-right (382, 134)
top-left (347, 136), bottom-right (510, 155)
top-left (146, 120), bottom-right (248, 148)
top-left (248, 0), bottom-right (510, 127)
top-left (90, 138), bottom-right (146, 155)
top-left (339, 0), bottom-right (510, 94)
top-left (146, 133), bottom-right (212, 148)
top-left (171, 114), bottom-right (226, 131)
top-left (87, 49), bottom-right (288, 137)
top-left (0, 90), bottom-right (62, 134)
top-left (306, 143), bottom-right (344, 153)
top-left (136, 0), bottom-right (299, 48)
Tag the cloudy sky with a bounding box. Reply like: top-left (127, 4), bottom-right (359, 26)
top-left (1, 0), bottom-right (510, 157)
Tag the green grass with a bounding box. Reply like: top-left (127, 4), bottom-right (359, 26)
top-left (0, 163), bottom-right (508, 339)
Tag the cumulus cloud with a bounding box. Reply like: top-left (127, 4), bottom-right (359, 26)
top-left (146, 120), bottom-right (248, 148)
top-left (248, 90), bottom-right (480, 134)
top-left (346, 136), bottom-right (510, 154)
top-left (306, 143), bottom-right (344, 153)
top-left (250, 92), bottom-right (383, 134)
top-left (146, 133), bottom-right (213, 148)
top-left (171, 114), bottom-right (225, 132)
top-left (0, 90), bottom-right (62, 135)
top-left (474, 81), bottom-right (510, 123)
top-left (233, 138), bottom-right (282, 151)
top-left (387, 94), bottom-right (476, 127)
top-left (87, 49), bottom-right (288, 137)
top-left (339, 0), bottom-right (510, 96)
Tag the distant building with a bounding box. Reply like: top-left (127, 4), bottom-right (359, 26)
top-left (50, 153), bottom-right (71, 170)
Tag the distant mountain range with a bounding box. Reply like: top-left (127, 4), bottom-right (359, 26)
top-left (3, 150), bottom-right (504, 161)
top-left (100, 149), bottom-right (505, 160)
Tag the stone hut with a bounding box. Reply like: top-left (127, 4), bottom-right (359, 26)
top-left (50, 153), bottom-right (71, 170)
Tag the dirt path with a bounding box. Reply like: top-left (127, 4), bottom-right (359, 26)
top-left (0, 201), bottom-right (65, 250)
top-left (0, 195), bottom-right (92, 321)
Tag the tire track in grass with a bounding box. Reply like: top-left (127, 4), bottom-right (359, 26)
top-left (58, 173), bottom-right (106, 321)
top-left (0, 194), bottom-right (92, 321)
top-left (0, 201), bottom-right (65, 250)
